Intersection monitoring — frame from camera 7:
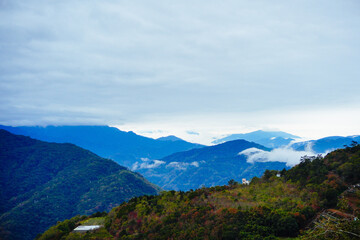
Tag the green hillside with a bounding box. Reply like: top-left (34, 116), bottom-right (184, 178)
top-left (39, 143), bottom-right (360, 239)
top-left (0, 130), bottom-right (160, 240)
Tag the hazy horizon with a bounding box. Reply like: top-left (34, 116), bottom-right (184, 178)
top-left (1, 123), bottom-right (359, 146)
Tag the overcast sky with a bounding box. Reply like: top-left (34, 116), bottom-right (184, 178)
top-left (1, 0), bottom-right (360, 144)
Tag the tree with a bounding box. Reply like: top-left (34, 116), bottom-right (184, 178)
top-left (228, 179), bottom-right (237, 187)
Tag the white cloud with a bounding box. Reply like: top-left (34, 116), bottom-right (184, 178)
top-left (132, 160), bottom-right (165, 170)
top-left (239, 146), bottom-right (317, 167)
top-left (187, 131), bottom-right (200, 136)
top-left (166, 161), bottom-right (201, 170)
top-left (191, 161), bottom-right (200, 167)
top-left (166, 162), bottom-right (187, 170)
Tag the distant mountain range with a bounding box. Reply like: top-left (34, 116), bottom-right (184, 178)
top-left (213, 130), bottom-right (360, 154)
top-left (290, 135), bottom-right (360, 153)
top-left (212, 130), bottom-right (300, 148)
top-left (137, 139), bottom-right (289, 191)
top-left (0, 125), bottom-right (203, 168)
top-left (0, 130), bottom-right (160, 240)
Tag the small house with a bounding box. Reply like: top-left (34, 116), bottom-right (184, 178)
top-left (73, 225), bottom-right (102, 233)
top-left (242, 178), bottom-right (249, 185)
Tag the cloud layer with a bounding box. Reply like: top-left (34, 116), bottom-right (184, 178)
top-left (132, 159), bottom-right (201, 171)
top-left (132, 159), bottom-right (165, 171)
top-left (166, 161), bottom-right (201, 170)
top-left (1, 0), bottom-right (360, 141)
top-left (239, 146), bottom-right (317, 167)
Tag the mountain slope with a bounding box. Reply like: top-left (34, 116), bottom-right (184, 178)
top-left (136, 140), bottom-right (288, 190)
top-left (213, 130), bottom-right (300, 148)
top-left (291, 135), bottom-right (360, 153)
top-left (0, 125), bottom-right (203, 167)
top-left (39, 144), bottom-right (360, 240)
top-left (0, 130), bottom-right (160, 240)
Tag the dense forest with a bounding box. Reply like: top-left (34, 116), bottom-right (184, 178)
top-left (39, 142), bottom-right (360, 239)
top-left (0, 130), bottom-right (160, 240)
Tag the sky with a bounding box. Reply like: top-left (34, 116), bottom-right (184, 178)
top-left (1, 0), bottom-right (360, 145)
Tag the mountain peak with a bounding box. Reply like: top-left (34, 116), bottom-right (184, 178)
top-left (156, 135), bottom-right (184, 142)
top-left (212, 130), bottom-right (300, 148)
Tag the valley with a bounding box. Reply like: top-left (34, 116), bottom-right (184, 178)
top-left (1, 126), bottom-right (359, 239)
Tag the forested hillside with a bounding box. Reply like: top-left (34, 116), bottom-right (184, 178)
top-left (39, 143), bottom-right (360, 239)
top-left (0, 130), bottom-right (160, 240)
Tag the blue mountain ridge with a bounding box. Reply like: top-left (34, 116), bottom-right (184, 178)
top-left (0, 125), bottom-right (204, 168)
top-left (136, 139), bottom-right (289, 191)
top-left (290, 135), bottom-right (360, 153)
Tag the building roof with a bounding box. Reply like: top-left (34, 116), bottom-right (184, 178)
top-left (73, 225), bottom-right (102, 232)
